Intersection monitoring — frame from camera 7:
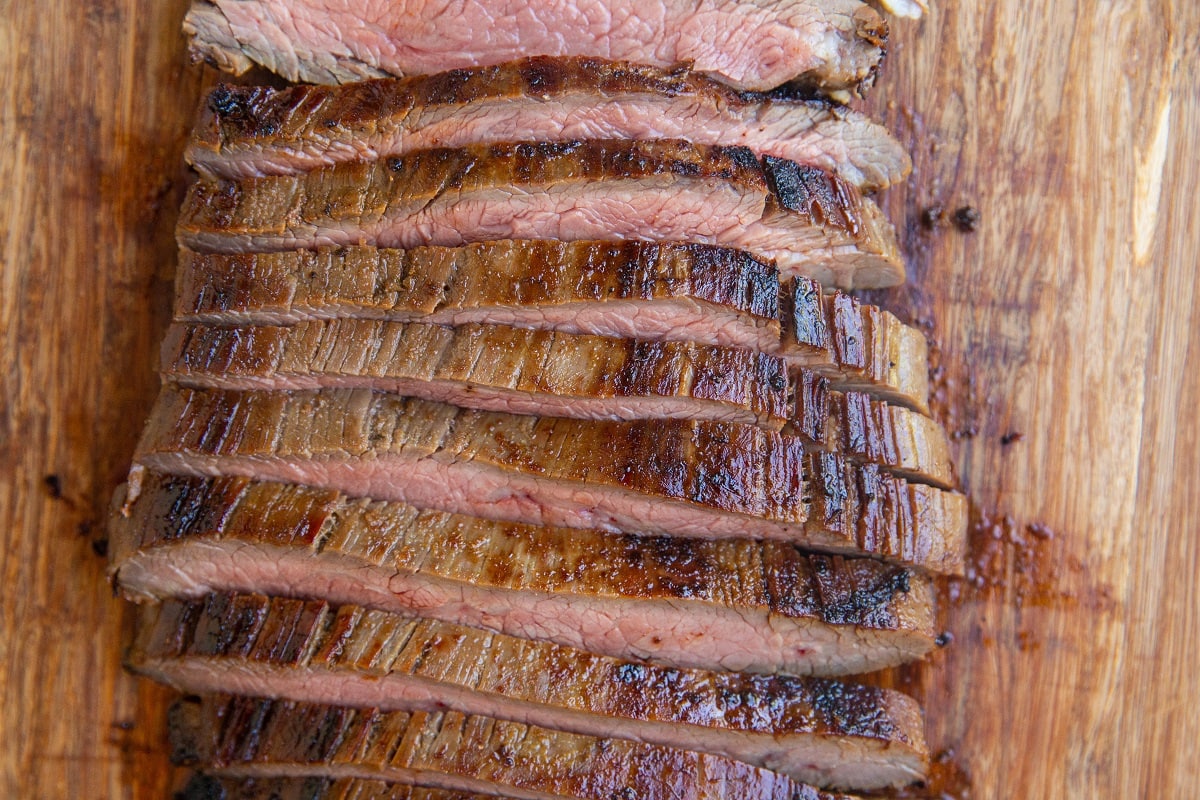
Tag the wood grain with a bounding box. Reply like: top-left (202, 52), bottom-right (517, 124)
top-left (0, 0), bottom-right (1196, 797)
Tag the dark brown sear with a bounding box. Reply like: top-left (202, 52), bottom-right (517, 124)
top-left (111, 471), bottom-right (938, 677)
top-left (169, 694), bottom-right (866, 800)
top-left (187, 56), bottom-right (909, 190)
top-left (129, 592), bottom-right (928, 789)
top-left (160, 320), bottom-right (951, 486)
top-left (160, 321), bottom-right (792, 430)
top-left (176, 139), bottom-right (904, 289)
top-left (174, 243), bottom-right (931, 411)
top-left (131, 387), bottom-right (967, 573)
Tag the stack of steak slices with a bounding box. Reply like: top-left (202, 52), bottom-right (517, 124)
top-left (112, 4), bottom-right (965, 798)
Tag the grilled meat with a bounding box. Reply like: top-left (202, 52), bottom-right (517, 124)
top-left (112, 471), bottom-right (938, 676)
top-left (177, 140), bottom-right (904, 289)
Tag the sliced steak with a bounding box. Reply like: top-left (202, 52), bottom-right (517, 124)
top-left (131, 593), bottom-right (928, 789)
top-left (176, 140), bottom-right (904, 290)
top-left (174, 244), bottom-right (931, 412)
top-left (111, 472), bottom-right (938, 676)
top-left (132, 388), bottom-right (967, 573)
top-left (169, 695), bottom-right (864, 800)
top-left (182, 0), bottom-right (887, 94)
top-left (174, 775), bottom-right (497, 800)
top-left (161, 321), bottom-right (952, 487)
top-left (175, 242), bottom-right (783, 353)
top-left (161, 321), bottom-right (790, 429)
top-left (188, 57), bottom-right (908, 191)
top-left (782, 279), bottom-right (931, 414)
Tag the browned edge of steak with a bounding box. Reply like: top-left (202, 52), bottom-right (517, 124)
top-left (129, 592), bottom-right (928, 789)
top-left (168, 694), bottom-right (865, 800)
top-left (176, 139), bottom-right (904, 289)
top-left (173, 244), bottom-right (932, 414)
top-left (789, 372), bottom-right (954, 489)
top-left (131, 388), bottom-right (967, 573)
top-left (187, 56), bottom-right (909, 191)
top-left (174, 241), bottom-right (782, 351)
top-left (160, 321), bottom-right (952, 487)
top-left (110, 471), bottom-right (939, 676)
top-left (782, 277), bottom-right (931, 415)
top-left (160, 320), bottom-right (791, 430)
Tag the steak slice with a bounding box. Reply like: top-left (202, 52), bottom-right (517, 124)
top-left (176, 140), bottom-right (905, 290)
top-left (111, 472), bottom-right (938, 676)
top-left (182, 0), bottom-right (887, 95)
top-left (160, 321), bottom-right (791, 430)
top-left (174, 244), bottom-right (931, 412)
top-left (130, 593), bottom-right (928, 789)
top-left (169, 695), bottom-right (864, 800)
top-left (174, 775), bottom-right (499, 800)
top-left (175, 242), bottom-right (782, 352)
top-left (188, 57), bottom-right (909, 191)
top-left (132, 387), bottom-right (967, 573)
top-left (161, 321), bottom-right (952, 487)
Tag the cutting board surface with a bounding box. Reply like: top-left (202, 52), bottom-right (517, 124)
top-left (1, 1), bottom-right (1197, 797)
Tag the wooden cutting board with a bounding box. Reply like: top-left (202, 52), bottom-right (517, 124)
top-left (1, 0), bottom-right (1196, 796)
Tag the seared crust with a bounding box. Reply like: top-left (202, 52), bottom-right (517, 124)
top-left (188, 56), bottom-right (909, 190)
top-left (161, 322), bottom-right (951, 486)
top-left (176, 139), bottom-right (904, 289)
top-left (161, 321), bottom-right (791, 429)
top-left (130, 593), bottom-right (928, 789)
top-left (174, 244), bottom-right (931, 412)
top-left (790, 373), bottom-right (954, 490)
top-left (170, 695), bottom-right (864, 800)
top-left (113, 470), bottom-right (937, 678)
top-left (132, 387), bottom-right (966, 572)
top-left (174, 241), bottom-right (782, 350)
top-left (782, 278), bottom-right (931, 414)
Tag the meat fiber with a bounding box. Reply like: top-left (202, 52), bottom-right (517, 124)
top-left (182, 0), bottom-right (888, 94)
top-left (131, 388), bottom-right (967, 573)
top-left (130, 593), bottom-right (928, 789)
top-left (188, 57), bottom-right (909, 190)
top-left (174, 243), bottom-right (931, 411)
top-left (111, 471), bottom-right (939, 675)
top-left (160, 321), bottom-right (791, 429)
top-left (169, 695), bottom-right (865, 800)
top-left (176, 140), bottom-right (905, 290)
